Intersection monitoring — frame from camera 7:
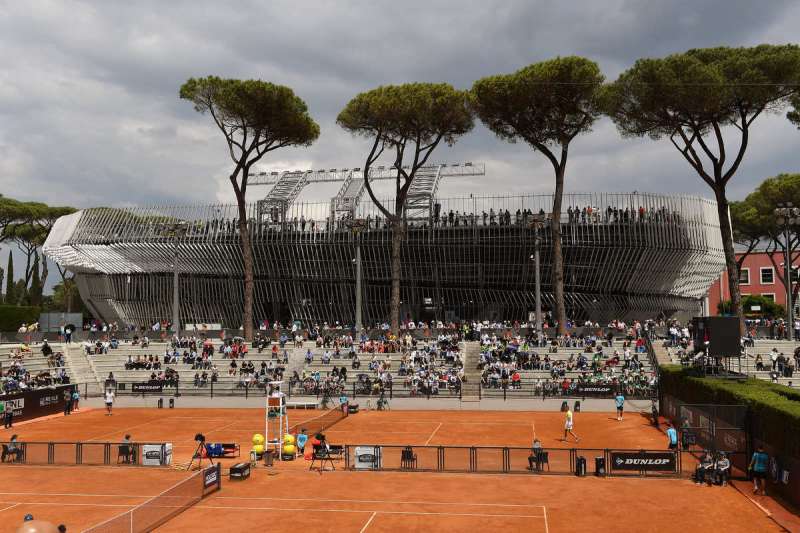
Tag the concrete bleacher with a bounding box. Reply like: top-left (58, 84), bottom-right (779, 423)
top-left (741, 340), bottom-right (799, 388)
top-left (478, 342), bottom-right (656, 398)
top-left (79, 340), bottom-right (311, 395)
top-left (0, 343), bottom-right (72, 391)
top-left (297, 341), bottom-right (464, 397)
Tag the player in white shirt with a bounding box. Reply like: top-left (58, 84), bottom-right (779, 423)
top-left (563, 408), bottom-right (580, 443)
top-left (104, 389), bottom-right (115, 416)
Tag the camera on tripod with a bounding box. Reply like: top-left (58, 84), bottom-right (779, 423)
top-left (195, 433), bottom-right (206, 444)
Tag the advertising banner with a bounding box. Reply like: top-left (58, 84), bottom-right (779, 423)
top-left (131, 382), bottom-right (164, 394)
top-left (610, 451), bottom-right (677, 472)
top-left (0, 385), bottom-right (69, 423)
top-left (576, 385), bottom-right (614, 396)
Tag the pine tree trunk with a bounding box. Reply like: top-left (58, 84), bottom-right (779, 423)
top-left (715, 187), bottom-right (744, 333)
top-left (552, 166), bottom-right (567, 335)
top-left (238, 206), bottom-right (255, 341)
top-left (390, 221), bottom-right (403, 335)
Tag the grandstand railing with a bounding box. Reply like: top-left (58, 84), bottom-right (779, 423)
top-left (479, 383), bottom-right (656, 401)
top-left (343, 444), bottom-right (685, 478)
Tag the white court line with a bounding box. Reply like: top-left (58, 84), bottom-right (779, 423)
top-left (543, 505), bottom-right (549, 533)
top-left (359, 511), bottom-right (377, 532)
top-left (86, 419), bottom-right (162, 442)
top-left (195, 505), bottom-right (544, 518)
top-left (0, 492), bottom-right (545, 509)
top-left (212, 496), bottom-right (546, 509)
top-left (0, 503), bottom-right (20, 513)
top-left (425, 423), bottom-right (443, 445)
top-left (0, 502), bottom-right (130, 508)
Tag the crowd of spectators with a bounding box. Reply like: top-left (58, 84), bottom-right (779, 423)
top-left (1, 341), bottom-right (69, 394)
top-left (294, 333), bottom-right (464, 397)
top-left (478, 329), bottom-right (656, 397)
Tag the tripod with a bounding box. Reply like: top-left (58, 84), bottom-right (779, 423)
top-left (187, 440), bottom-right (214, 471)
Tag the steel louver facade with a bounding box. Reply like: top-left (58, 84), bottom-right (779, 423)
top-left (43, 192), bottom-right (725, 328)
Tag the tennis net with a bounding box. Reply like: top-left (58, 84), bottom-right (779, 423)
top-left (289, 403), bottom-right (348, 437)
top-left (83, 464), bottom-right (221, 532)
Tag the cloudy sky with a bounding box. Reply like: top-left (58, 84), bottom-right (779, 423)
top-left (1, 0), bottom-right (799, 212)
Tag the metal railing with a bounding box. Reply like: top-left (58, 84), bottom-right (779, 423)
top-left (343, 444), bottom-right (686, 478)
top-left (0, 441), bottom-right (168, 466)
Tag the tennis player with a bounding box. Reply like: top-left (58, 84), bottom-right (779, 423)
top-left (563, 407), bottom-right (580, 442)
top-left (614, 392), bottom-right (625, 421)
top-left (104, 388), bottom-right (115, 416)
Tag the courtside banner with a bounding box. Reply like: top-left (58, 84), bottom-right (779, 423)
top-left (203, 464), bottom-right (221, 491)
top-left (0, 385), bottom-right (69, 423)
top-left (576, 385), bottom-right (614, 395)
top-left (610, 451), bottom-right (677, 472)
top-left (131, 382), bottom-right (164, 393)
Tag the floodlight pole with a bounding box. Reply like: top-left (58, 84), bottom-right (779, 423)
top-left (785, 224), bottom-right (793, 339)
top-left (164, 222), bottom-right (188, 335)
top-left (173, 241), bottom-right (180, 334)
top-left (535, 231), bottom-right (542, 338)
top-left (355, 237), bottom-right (363, 332)
top-left (530, 216), bottom-right (545, 342)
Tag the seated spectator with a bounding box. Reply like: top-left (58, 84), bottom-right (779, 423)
top-left (714, 452), bottom-right (730, 486)
top-left (2, 434), bottom-right (22, 462)
top-left (695, 451), bottom-right (714, 485)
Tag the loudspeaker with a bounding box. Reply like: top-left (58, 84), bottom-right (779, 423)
top-left (692, 316), bottom-right (740, 357)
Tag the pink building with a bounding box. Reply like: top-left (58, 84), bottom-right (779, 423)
top-left (706, 250), bottom-right (799, 315)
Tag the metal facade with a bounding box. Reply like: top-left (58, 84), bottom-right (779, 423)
top-left (44, 192), bottom-right (725, 327)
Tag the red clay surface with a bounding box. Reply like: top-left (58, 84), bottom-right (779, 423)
top-left (0, 408), bottom-right (785, 532)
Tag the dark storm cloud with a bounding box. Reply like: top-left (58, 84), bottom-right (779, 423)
top-left (0, 0), bottom-right (798, 209)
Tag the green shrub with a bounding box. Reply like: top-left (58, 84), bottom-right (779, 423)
top-left (0, 305), bottom-right (41, 332)
top-left (660, 365), bottom-right (800, 457)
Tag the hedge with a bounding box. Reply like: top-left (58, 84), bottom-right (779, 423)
top-left (660, 365), bottom-right (800, 457)
top-left (0, 305), bottom-right (41, 332)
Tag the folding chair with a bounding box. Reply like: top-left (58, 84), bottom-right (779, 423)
top-left (309, 445), bottom-right (335, 472)
top-left (400, 446), bottom-right (417, 470)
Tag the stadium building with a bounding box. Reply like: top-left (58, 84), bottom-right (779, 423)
top-left (43, 163), bottom-right (726, 328)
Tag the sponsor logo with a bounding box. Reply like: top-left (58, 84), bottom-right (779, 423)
top-left (39, 395), bottom-right (59, 407)
top-left (723, 433), bottom-right (741, 450)
top-left (610, 451), bottom-right (676, 471)
top-left (615, 457), bottom-right (670, 466)
top-left (131, 383), bottom-right (163, 393)
top-left (204, 466), bottom-right (219, 488)
top-left (145, 450), bottom-right (161, 460)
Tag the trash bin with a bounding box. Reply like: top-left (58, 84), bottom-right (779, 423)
top-left (574, 400), bottom-right (581, 412)
top-left (264, 450), bottom-right (275, 467)
top-left (595, 456), bottom-right (605, 476)
top-left (575, 456), bottom-right (586, 476)
top-left (560, 400), bottom-right (569, 412)
top-left (157, 398), bottom-right (163, 409)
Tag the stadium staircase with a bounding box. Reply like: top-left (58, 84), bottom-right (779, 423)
top-left (62, 343), bottom-right (102, 395)
top-left (460, 342), bottom-right (482, 402)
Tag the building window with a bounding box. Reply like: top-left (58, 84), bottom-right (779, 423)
top-left (761, 293), bottom-right (775, 302)
top-left (739, 268), bottom-right (750, 285)
top-left (760, 267), bottom-right (774, 285)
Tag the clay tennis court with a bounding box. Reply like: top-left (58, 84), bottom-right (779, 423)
top-left (0, 407), bottom-right (781, 532)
